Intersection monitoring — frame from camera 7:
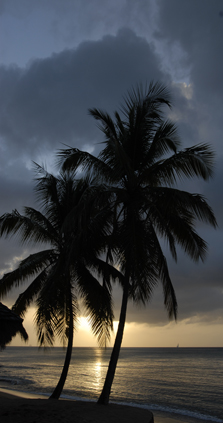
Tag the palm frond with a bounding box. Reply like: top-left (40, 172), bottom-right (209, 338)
top-left (0, 209), bottom-right (58, 246)
top-left (143, 120), bottom-right (180, 166)
top-left (58, 147), bottom-right (111, 182)
top-left (33, 163), bottom-right (60, 213)
top-left (51, 293), bottom-right (78, 345)
top-left (89, 108), bottom-right (118, 141)
top-left (12, 268), bottom-right (49, 317)
top-left (146, 143), bottom-right (215, 186)
top-left (146, 182), bottom-right (217, 226)
top-left (121, 82), bottom-right (172, 119)
top-left (90, 257), bottom-right (124, 292)
top-left (146, 186), bottom-right (217, 261)
top-left (0, 249), bottom-right (55, 299)
top-left (149, 226), bottom-right (178, 319)
top-left (35, 273), bottom-right (74, 346)
top-left (76, 264), bottom-right (114, 347)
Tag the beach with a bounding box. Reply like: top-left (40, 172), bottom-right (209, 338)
top-left (0, 388), bottom-right (208, 423)
top-left (0, 388), bottom-right (156, 423)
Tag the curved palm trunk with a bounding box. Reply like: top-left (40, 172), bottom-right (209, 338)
top-left (97, 277), bottom-right (129, 405)
top-left (49, 294), bottom-right (74, 400)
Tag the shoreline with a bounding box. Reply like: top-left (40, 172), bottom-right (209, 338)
top-left (0, 387), bottom-right (155, 423)
top-left (0, 387), bottom-right (219, 423)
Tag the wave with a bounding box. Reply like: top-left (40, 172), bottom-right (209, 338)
top-left (114, 400), bottom-right (223, 423)
top-left (0, 376), bottom-right (34, 386)
top-left (0, 376), bottom-right (21, 386)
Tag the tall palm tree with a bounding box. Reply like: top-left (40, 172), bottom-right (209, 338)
top-left (0, 165), bottom-right (115, 399)
top-left (59, 82), bottom-right (217, 404)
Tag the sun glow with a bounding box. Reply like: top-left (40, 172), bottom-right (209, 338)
top-left (78, 316), bottom-right (91, 332)
top-left (8, 308), bottom-right (223, 348)
top-left (113, 321), bottom-right (119, 332)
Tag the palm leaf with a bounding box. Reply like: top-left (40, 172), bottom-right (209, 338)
top-left (0, 249), bottom-right (55, 298)
top-left (58, 147), bottom-right (112, 182)
top-left (145, 143), bottom-right (215, 186)
top-left (12, 268), bottom-right (49, 317)
top-left (0, 210), bottom-right (58, 246)
top-left (76, 264), bottom-right (114, 346)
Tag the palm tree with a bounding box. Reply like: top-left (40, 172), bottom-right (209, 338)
top-left (59, 82), bottom-right (217, 404)
top-left (0, 165), bottom-right (115, 399)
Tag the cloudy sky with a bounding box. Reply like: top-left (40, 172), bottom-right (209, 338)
top-left (0, 0), bottom-right (222, 347)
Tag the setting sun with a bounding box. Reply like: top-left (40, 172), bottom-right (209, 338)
top-left (78, 316), bottom-right (91, 332)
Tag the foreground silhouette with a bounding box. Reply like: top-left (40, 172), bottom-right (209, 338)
top-left (0, 166), bottom-right (115, 398)
top-left (60, 82), bottom-right (217, 404)
top-left (0, 302), bottom-right (28, 349)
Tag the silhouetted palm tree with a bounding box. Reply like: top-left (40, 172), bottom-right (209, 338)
top-left (0, 165), bottom-right (115, 399)
top-left (59, 82), bottom-right (217, 404)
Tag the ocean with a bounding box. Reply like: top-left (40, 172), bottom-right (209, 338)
top-left (0, 347), bottom-right (222, 423)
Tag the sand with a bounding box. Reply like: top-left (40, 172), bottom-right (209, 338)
top-left (0, 389), bottom-right (204, 423)
top-left (0, 389), bottom-right (155, 423)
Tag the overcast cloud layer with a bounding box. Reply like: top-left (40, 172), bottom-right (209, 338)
top-left (0, 0), bottom-right (222, 331)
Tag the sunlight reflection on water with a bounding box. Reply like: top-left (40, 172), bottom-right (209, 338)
top-left (0, 347), bottom-right (222, 422)
top-left (93, 361), bottom-right (102, 388)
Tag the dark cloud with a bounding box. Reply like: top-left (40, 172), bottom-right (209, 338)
top-left (0, 29), bottom-right (164, 162)
top-left (0, 1), bottom-right (222, 332)
top-left (152, 1), bottom-right (223, 327)
top-left (157, 1), bottom-right (223, 102)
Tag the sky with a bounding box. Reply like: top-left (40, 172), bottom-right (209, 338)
top-left (0, 0), bottom-right (222, 348)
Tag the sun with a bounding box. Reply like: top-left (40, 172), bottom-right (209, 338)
top-left (78, 316), bottom-right (91, 332)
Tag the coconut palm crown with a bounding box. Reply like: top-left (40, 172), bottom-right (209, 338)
top-left (0, 164), bottom-right (116, 399)
top-left (59, 82), bottom-right (217, 404)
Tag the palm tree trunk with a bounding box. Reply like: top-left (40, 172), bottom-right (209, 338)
top-left (49, 294), bottom-right (74, 400)
top-left (97, 277), bottom-right (129, 405)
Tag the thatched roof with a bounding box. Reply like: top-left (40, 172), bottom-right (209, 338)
top-left (0, 302), bottom-right (28, 349)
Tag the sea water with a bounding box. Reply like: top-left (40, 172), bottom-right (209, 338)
top-left (0, 347), bottom-right (222, 422)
